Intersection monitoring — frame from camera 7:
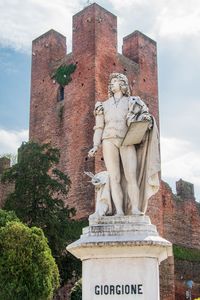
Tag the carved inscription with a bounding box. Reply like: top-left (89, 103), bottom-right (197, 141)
top-left (94, 284), bottom-right (143, 295)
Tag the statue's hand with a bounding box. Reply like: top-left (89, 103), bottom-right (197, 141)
top-left (88, 146), bottom-right (98, 158)
top-left (126, 113), bottom-right (136, 127)
top-left (139, 114), bottom-right (153, 129)
top-left (139, 114), bottom-right (151, 121)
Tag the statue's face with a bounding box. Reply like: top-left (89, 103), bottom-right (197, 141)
top-left (110, 77), bottom-right (121, 94)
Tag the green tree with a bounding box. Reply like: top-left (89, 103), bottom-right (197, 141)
top-left (0, 209), bottom-right (19, 227)
top-left (1, 142), bottom-right (73, 226)
top-left (0, 220), bottom-right (59, 300)
top-left (1, 141), bottom-right (78, 283)
top-left (57, 219), bottom-right (88, 283)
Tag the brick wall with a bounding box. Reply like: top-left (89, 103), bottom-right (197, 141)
top-left (161, 180), bottom-right (200, 250)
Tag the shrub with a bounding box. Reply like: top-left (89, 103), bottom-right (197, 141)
top-left (0, 221), bottom-right (59, 300)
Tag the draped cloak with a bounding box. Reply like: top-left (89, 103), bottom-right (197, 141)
top-left (122, 116), bottom-right (160, 214)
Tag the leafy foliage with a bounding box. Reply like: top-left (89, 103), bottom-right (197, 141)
top-left (58, 219), bottom-right (88, 282)
top-left (0, 220), bottom-right (59, 300)
top-left (53, 64), bottom-right (77, 86)
top-left (70, 279), bottom-right (82, 300)
top-left (0, 209), bottom-right (19, 227)
top-left (1, 141), bottom-right (87, 285)
top-left (1, 141), bottom-right (73, 227)
top-left (173, 244), bottom-right (200, 262)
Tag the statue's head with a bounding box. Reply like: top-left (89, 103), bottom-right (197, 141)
top-left (108, 73), bottom-right (130, 97)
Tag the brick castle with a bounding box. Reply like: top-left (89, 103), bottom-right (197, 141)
top-left (0, 3), bottom-right (200, 299)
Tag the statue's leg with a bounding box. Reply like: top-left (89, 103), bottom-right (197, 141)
top-left (102, 140), bottom-right (124, 215)
top-left (120, 145), bottom-right (140, 214)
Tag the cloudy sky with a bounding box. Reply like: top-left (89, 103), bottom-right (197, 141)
top-left (0, 0), bottom-right (199, 200)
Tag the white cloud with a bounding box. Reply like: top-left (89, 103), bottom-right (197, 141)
top-left (0, 129), bottom-right (28, 155)
top-left (1, 0), bottom-right (200, 53)
top-left (153, 0), bottom-right (200, 38)
top-left (0, 0), bottom-right (83, 52)
top-left (161, 136), bottom-right (200, 200)
top-left (108, 0), bottom-right (200, 41)
top-left (109, 0), bottom-right (147, 9)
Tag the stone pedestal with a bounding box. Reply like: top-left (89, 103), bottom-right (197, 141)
top-left (67, 215), bottom-right (172, 300)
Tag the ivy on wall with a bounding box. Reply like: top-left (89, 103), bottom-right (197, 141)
top-left (53, 63), bottom-right (77, 86)
top-left (173, 244), bottom-right (200, 262)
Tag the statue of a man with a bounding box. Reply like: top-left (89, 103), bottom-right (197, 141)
top-left (88, 73), bottom-right (160, 216)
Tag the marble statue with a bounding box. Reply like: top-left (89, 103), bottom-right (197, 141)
top-left (88, 73), bottom-right (160, 217)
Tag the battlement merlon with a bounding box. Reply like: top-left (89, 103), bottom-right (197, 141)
top-left (123, 30), bottom-right (156, 63)
top-left (31, 5), bottom-right (158, 80)
top-left (176, 179), bottom-right (195, 201)
top-left (122, 30), bottom-right (159, 124)
top-left (72, 3), bottom-right (117, 56)
top-left (31, 29), bottom-right (67, 75)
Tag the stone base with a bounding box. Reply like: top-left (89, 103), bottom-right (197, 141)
top-left (67, 215), bottom-right (172, 300)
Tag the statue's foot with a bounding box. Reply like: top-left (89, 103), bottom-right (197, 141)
top-left (89, 212), bottom-right (100, 219)
top-left (114, 211), bottom-right (124, 217)
top-left (131, 208), bottom-right (144, 215)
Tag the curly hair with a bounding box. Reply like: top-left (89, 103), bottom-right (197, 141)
top-left (108, 73), bottom-right (130, 98)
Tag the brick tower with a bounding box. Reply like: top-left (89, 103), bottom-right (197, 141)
top-left (30, 3), bottom-right (160, 220)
